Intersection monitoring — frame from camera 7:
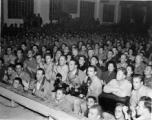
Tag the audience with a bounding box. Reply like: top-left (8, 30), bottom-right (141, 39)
top-left (1, 20), bottom-right (152, 119)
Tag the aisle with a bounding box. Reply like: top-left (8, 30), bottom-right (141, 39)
top-left (0, 96), bottom-right (45, 120)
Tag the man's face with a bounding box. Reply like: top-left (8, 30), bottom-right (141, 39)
top-left (21, 44), bottom-right (26, 50)
top-left (133, 78), bottom-right (143, 90)
top-left (33, 46), bottom-right (38, 53)
top-left (64, 47), bottom-right (69, 53)
top-left (120, 55), bottom-right (126, 63)
top-left (81, 46), bottom-right (86, 51)
top-left (88, 50), bottom-right (94, 58)
top-left (107, 51), bottom-right (113, 59)
top-left (87, 98), bottom-right (95, 108)
top-left (91, 57), bottom-right (97, 66)
top-left (56, 90), bottom-right (65, 100)
top-left (7, 48), bottom-right (12, 55)
top-left (59, 56), bottom-right (66, 66)
top-left (135, 55), bottom-right (142, 64)
top-left (13, 80), bottom-right (20, 89)
top-left (99, 48), bottom-right (103, 54)
top-left (36, 55), bottom-right (42, 64)
top-left (36, 70), bottom-right (44, 81)
top-left (45, 56), bottom-right (52, 64)
top-left (17, 50), bottom-right (22, 58)
top-left (136, 101), bottom-right (147, 116)
top-left (144, 66), bottom-right (152, 76)
top-left (88, 108), bottom-right (100, 120)
top-left (27, 51), bottom-right (33, 58)
top-left (16, 65), bottom-right (22, 74)
top-left (116, 70), bottom-right (125, 81)
top-left (69, 61), bottom-right (76, 71)
top-left (87, 67), bottom-right (96, 78)
top-left (72, 49), bottom-right (78, 56)
top-left (7, 67), bottom-right (13, 75)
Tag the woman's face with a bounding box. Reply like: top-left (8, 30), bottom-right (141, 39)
top-left (115, 106), bottom-right (124, 120)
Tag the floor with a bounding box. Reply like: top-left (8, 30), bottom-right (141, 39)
top-left (0, 95), bottom-right (47, 120)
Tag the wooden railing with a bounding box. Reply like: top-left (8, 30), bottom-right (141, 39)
top-left (0, 82), bottom-right (88, 120)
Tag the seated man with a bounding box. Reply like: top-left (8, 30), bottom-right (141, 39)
top-left (144, 65), bottom-right (152, 89)
top-left (14, 63), bottom-right (31, 90)
top-left (130, 74), bottom-right (152, 108)
top-left (132, 96), bottom-right (151, 120)
top-left (31, 68), bottom-right (51, 99)
top-left (134, 55), bottom-right (146, 75)
top-left (11, 77), bottom-right (24, 107)
top-left (53, 88), bottom-right (72, 111)
top-left (24, 50), bottom-right (37, 78)
top-left (104, 67), bottom-right (132, 97)
top-left (2, 64), bottom-right (16, 84)
top-left (54, 55), bottom-right (68, 82)
top-left (3, 47), bottom-right (16, 66)
top-left (12, 77), bottom-right (23, 90)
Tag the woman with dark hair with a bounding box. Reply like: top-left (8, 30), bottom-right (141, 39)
top-left (101, 61), bottom-right (116, 85)
top-left (78, 55), bottom-right (87, 71)
top-left (54, 50), bottom-right (62, 65)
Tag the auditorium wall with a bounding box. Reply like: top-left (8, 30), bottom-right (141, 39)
top-left (3, 0), bottom-right (50, 27)
top-left (3, 0), bottom-right (121, 27)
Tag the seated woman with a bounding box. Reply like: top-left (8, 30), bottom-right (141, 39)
top-left (101, 61), bottom-right (116, 85)
top-left (126, 65), bottom-right (134, 83)
top-left (78, 55), bottom-right (87, 71)
top-left (114, 103), bottom-right (126, 120)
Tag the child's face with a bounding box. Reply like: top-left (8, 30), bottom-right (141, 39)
top-left (13, 80), bottom-right (19, 89)
top-left (144, 66), bottom-right (152, 76)
top-left (87, 98), bottom-right (95, 108)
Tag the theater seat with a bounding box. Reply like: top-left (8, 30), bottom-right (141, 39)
top-left (98, 92), bottom-right (130, 115)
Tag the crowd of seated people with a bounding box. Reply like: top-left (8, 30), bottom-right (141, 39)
top-left (0, 21), bottom-right (152, 120)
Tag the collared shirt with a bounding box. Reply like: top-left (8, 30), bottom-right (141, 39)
top-left (87, 76), bottom-right (102, 99)
top-left (130, 85), bottom-right (152, 108)
top-left (54, 97), bottom-right (72, 111)
top-left (24, 58), bottom-right (37, 70)
top-left (36, 80), bottom-right (43, 90)
top-left (67, 69), bottom-right (86, 87)
top-left (4, 54), bottom-right (16, 65)
top-left (134, 62), bottom-right (146, 75)
top-left (56, 64), bottom-right (68, 82)
top-left (104, 79), bottom-right (132, 97)
top-left (144, 76), bottom-right (152, 89)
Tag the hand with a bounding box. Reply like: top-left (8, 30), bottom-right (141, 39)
top-left (33, 88), bottom-right (36, 93)
top-left (123, 106), bottom-right (129, 119)
top-left (24, 87), bottom-right (28, 91)
top-left (22, 80), bottom-right (29, 89)
top-left (113, 88), bottom-right (120, 93)
top-left (130, 107), bottom-right (136, 119)
top-left (79, 94), bottom-right (84, 98)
